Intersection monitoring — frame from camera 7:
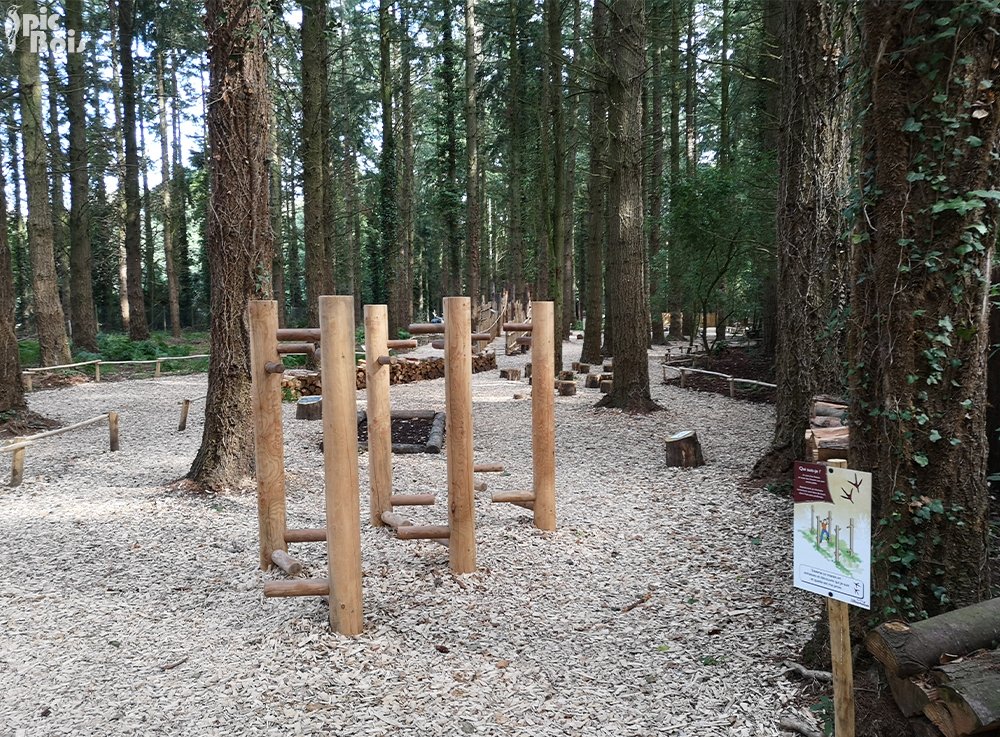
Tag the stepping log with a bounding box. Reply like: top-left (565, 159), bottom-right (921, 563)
top-left (585, 374), bottom-right (601, 389)
top-left (603, 361), bottom-right (613, 372)
top-left (599, 380), bottom-right (612, 393)
top-left (296, 395), bottom-right (322, 420)
top-left (524, 362), bottom-right (532, 379)
top-left (600, 372), bottom-right (613, 382)
top-left (578, 363), bottom-right (591, 373)
top-left (664, 430), bottom-right (705, 467)
top-left (558, 370), bottom-right (575, 381)
top-left (558, 381), bottom-right (577, 396)
top-left (500, 368), bottom-right (522, 381)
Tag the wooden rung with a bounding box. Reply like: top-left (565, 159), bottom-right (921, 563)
top-left (387, 339), bottom-right (418, 350)
top-left (264, 361), bottom-right (285, 374)
top-left (471, 332), bottom-right (491, 341)
top-left (270, 549), bottom-right (303, 576)
top-left (263, 578), bottom-right (330, 598)
top-left (474, 463), bottom-right (505, 473)
top-left (433, 538), bottom-right (450, 548)
top-left (395, 524), bottom-right (451, 540)
top-left (407, 323), bottom-right (444, 335)
top-left (431, 340), bottom-right (445, 350)
top-left (515, 336), bottom-right (533, 346)
top-left (377, 355), bottom-right (398, 366)
top-left (491, 490), bottom-right (536, 503)
top-left (503, 322), bottom-right (533, 332)
top-left (511, 501), bottom-right (535, 511)
top-left (276, 328), bottom-right (321, 342)
top-left (284, 528), bottom-right (326, 543)
top-left (390, 493), bottom-right (436, 506)
top-left (277, 342), bottom-right (315, 355)
top-left (381, 511), bottom-right (414, 529)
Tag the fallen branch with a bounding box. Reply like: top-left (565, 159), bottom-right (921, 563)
top-left (783, 660), bottom-right (833, 683)
top-left (159, 656), bottom-right (188, 671)
top-left (778, 716), bottom-right (823, 737)
top-left (621, 592), bottom-right (652, 613)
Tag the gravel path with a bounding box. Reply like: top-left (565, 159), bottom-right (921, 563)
top-left (1, 338), bottom-right (820, 736)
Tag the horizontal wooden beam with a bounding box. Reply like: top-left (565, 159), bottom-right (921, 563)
top-left (14, 413), bottom-right (111, 444)
top-left (284, 528), bottom-right (326, 543)
top-left (389, 493), bottom-right (436, 506)
top-left (471, 332), bottom-right (491, 341)
top-left (377, 355), bottom-right (398, 366)
top-left (277, 328), bottom-right (321, 342)
top-left (277, 342), bottom-right (316, 356)
top-left (395, 524), bottom-right (451, 540)
top-left (25, 359), bottom-right (101, 372)
top-left (407, 323), bottom-right (444, 335)
top-left (474, 463), bottom-right (504, 473)
top-left (503, 322), bottom-right (533, 332)
top-left (264, 361), bottom-right (285, 374)
top-left (263, 578), bottom-right (330, 598)
top-left (387, 339), bottom-right (418, 350)
top-left (491, 490), bottom-right (536, 503)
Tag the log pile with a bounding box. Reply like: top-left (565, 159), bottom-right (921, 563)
top-left (805, 396), bottom-right (850, 461)
top-left (281, 352), bottom-right (497, 397)
top-left (866, 598), bottom-right (1000, 737)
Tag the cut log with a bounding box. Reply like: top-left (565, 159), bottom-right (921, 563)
top-left (558, 370), bottom-right (575, 381)
top-left (585, 374), bottom-right (601, 388)
top-left (888, 672), bottom-right (938, 717)
top-left (558, 381), bottom-right (577, 396)
top-left (806, 426), bottom-right (850, 462)
top-left (865, 598), bottom-right (1000, 678)
top-left (263, 578), bottom-right (329, 598)
top-left (810, 415), bottom-right (845, 429)
top-left (296, 395), bottom-right (323, 420)
top-left (571, 362), bottom-right (581, 372)
top-left (929, 649), bottom-right (1000, 735)
top-left (813, 400), bottom-right (849, 420)
top-left (492, 490), bottom-right (536, 503)
top-left (381, 511), bottom-right (413, 529)
top-left (395, 524), bottom-right (451, 540)
top-left (500, 368), bottom-right (522, 381)
top-left (524, 362), bottom-right (532, 379)
top-left (600, 380), bottom-right (612, 394)
top-left (603, 361), bottom-right (613, 372)
top-left (600, 372), bottom-right (613, 382)
top-left (284, 528), bottom-right (326, 543)
top-left (389, 494), bottom-right (436, 506)
top-left (909, 716), bottom-right (946, 737)
top-left (578, 363), bottom-right (591, 373)
top-left (270, 550), bottom-right (303, 576)
top-left (426, 411), bottom-right (446, 453)
top-left (664, 430), bottom-right (705, 468)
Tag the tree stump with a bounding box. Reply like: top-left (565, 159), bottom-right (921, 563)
top-left (585, 374), bottom-right (601, 388)
top-left (600, 372), bottom-right (613, 383)
top-left (603, 360), bottom-right (613, 372)
top-left (500, 368), bottom-right (522, 381)
top-left (296, 395), bottom-right (323, 420)
top-left (664, 431), bottom-right (705, 467)
top-left (571, 362), bottom-right (581, 372)
top-left (524, 362), bottom-right (532, 379)
top-left (578, 363), bottom-right (591, 373)
top-left (558, 380), bottom-right (577, 396)
top-left (599, 380), bottom-right (612, 393)
top-left (559, 370), bottom-right (575, 381)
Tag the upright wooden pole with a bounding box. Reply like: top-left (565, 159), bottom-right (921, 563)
top-left (10, 438), bottom-right (26, 487)
top-left (364, 304), bottom-right (393, 526)
top-left (826, 458), bottom-right (855, 737)
top-left (444, 296), bottom-right (476, 573)
top-left (319, 295), bottom-right (364, 635)
top-left (248, 300), bottom-right (287, 570)
top-left (531, 301), bottom-right (556, 530)
top-left (108, 411), bottom-right (120, 451)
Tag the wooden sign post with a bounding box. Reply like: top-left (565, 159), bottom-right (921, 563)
top-left (827, 459), bottom-right (855, 737)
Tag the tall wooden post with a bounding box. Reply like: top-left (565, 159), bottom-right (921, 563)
top-left (108, 411), bottom-right (120, 451)
top-left (248, 300), bottom-right (287, 570)
top-left (531, 301), bottom-right (556, 530)
top-left (319, 295), bottom-right (364, 635)
top-left (365, 304), bottom-right (393, 525)
top-left (826, 458), bottom-right (855, 737)
top-left (444, 296), bottom-right (476, 573)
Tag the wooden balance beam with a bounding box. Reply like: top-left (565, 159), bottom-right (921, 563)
top-left (263, 579), bottom-right (330, 598)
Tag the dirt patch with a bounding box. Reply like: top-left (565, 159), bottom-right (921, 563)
top-left (357, 415), bottom-right (435, 446)
top-left (0, 409), bottom-right (61, 441)
top-left (663, 348), bottom-right (776, 403)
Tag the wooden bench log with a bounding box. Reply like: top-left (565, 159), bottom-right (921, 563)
top-left (664, 430), bottom-right (705, 468)
top-left (585, 374), bottom-right (601, 388)
top-left (559, 370), bottom-right (575, 381)
top-left (600, 380), bottom-right (612, 394)
top-left (578, 363), bottom-right (591, 373)
top-left (263, 579), bottom-right (330, 598)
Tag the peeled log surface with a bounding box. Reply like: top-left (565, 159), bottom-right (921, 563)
top-left (395, 524), bottom-right (451, 540)
top-left (930, 649), bottom-right (1000, 736)
top-left (865, 598), bottom-right (1000, 678)
top-left (664, 431), bottom-right (705, 468)
top-left (492, 490), bottom-right (536, 504)
top-left (284, 528), bottom-right (327, 543)
top-left (389, 494), bottom-right (436, 506)
top-left (295, 395), bottom-right (322, 420)
top-left (263, 578), bottom-right (330, 598)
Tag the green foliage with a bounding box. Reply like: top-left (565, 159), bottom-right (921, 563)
top-left (397, 329), bottom-right (412, 340)
top-left (810, 696), bottom-right (835, 737)
top-left (17, 340), bottom-right (40, 367)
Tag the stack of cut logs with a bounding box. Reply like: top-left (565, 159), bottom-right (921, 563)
top-left (282, 353), bottom-right (497, 397)
top-left (805, 395), bottom-right (849, 461)
top-left (866, 598), bottom-right (1000, 737)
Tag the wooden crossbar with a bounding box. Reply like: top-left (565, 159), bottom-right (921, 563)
top-left (277, 342), bottom-right (316, 355)
top-left (387, 339), bottom-right (418, 350)
top-left (396, 524), bottom-right (451, 540)
top-left (502, 322), bottom-right (533, 332)
top-left (492, 490), bottom-right (536, 503)
top-left (277, 328), bottom-right (321, 342)
top-left (474, 463), bottom-right (505, 473)
top-left (407, 323), bottom-right (444, 335)
top-left (284, 528), bottom-right (327, 543)
top-left (263, 579), bottom-right (330, 598)
top-left (389, 493), bottom-right (436, 506)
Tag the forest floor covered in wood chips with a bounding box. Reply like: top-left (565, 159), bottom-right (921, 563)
top-left (1, 338), bottom-right (833, 736)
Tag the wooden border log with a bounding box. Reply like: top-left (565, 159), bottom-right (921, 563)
top-left (380, 511), bottom-right (414, 529)
top-left (426, 411), bottom-right (446, 453)
top-left (387, 339), bottom-right (418, 350)
top-left (319, 295), bottom-right (364, 635)
top-left (444, 296), bottom-right (476, 573)
top-left (865, 598), bottom-right (1000, 678)
top-left (17, 413), bottom-right (113, 443)
top-left (277, 327), bottom-right (322, 342)
top-left (531, 302), bottom-right (556, 531)
top-left (492, 490), bottom-right (536, 503)
top-left (270, 550), bottom-right (303, 576)
top-left (407, 323), bottom-right (445, 335)
top-left (474, 463), bottom-right (504, 473)
top-left (108, 411), bottom-right (120, 451)
top-left (263, 579), bottom-right (330, 598)
top-left (249, 301), bottom-right (288, 570)
top-left (396, 524), bottom-right (451, 540)
top-left (365, 305), bottom-right (393, 527)
top-left (502, 322), bottom-right (533, 332)
top-left (284, 528), bottom-right (327, 543)
top-left (389, 494), bottom-right (436, 506)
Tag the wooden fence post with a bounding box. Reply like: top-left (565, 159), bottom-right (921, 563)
top-left (248, 300), bottom-right (287, 571)
top-left (10, 439), bottom-right (26, 487)
top-left (108, 412), bottom-right (120, 451)
top-left (319, 295), bottom-right (364, 635)
top-left (178, 399), bottom-right (191, 432)
top-left (826, 458), bottom-right (856, 737)
top-left (531, 301), bottom-right (556, 531)
top-left (364, 304), bottom-right (393, 526)
top-left (154, 359), bottom-right (162, 378)
top-left (94, 362), bottom-right (101, 383)
top-left (444, 296), bottom-right (476, 574)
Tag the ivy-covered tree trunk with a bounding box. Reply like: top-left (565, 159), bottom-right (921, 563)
top-left (0, 148), bottom-right (25, 413)
top-left (377, 0), bottom-right (397, 313)
top-left (302, 0), bottom-right (327, 328)
top-left (188, 0), bottom-right (274, 489)
top-left (751, 0), bottom-right (849, 478)
top-left (598, 0), bottom-right (658, 414)
top-left (851, 1), bottom-right (998, 619)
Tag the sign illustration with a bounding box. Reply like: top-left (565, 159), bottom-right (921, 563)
top-left (793, 461), bottom-right (871, 609)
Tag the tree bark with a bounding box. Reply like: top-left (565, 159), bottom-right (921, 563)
top-left (119, 0), bottom-right (149, 340)
top-left (397, 0), bottom-right (415, 329)
top-left (666, 0), bottom-right (683, 340)
top-left (465, 0), bottom-right (481, 310)
top-left (157, 50), bottom-right (182, 338)
top-left (65, 0), bottom-right (98, 353)
top-left (0, 147), bottom-right (25, 412)
top-left (648, 32), bottom-right (665, 344)
top-left (16, 0), bottom-right (72, 366)
top-left (851, 1), bottom-right (997, 618)
top-left (441, 1), bottom-right (461, 300)
top-left (188, 0), bottom-right (274, 489)
top-left (545, 0), bottom-right (564, 371)
top-left (302, 0), bottom-right (327, 329)
top-left (751, 0), bottom-right (849, 479)
top-left (46, 51), bottom-right (71, 330)
top-left (376, 0), bottom-right (397, 316)
top-left (597, 0), bottom-right (658, 413)
top-left (683, 0), bottom-right (696, 175)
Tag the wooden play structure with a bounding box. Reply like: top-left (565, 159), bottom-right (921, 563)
top-left (1, 411), bottom-right (120, 487)
top-left (248, 295), bottom-right (374, 635)
top-left (491, 301), bottom-right (556, 531)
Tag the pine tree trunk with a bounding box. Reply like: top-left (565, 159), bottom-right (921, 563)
top-left (170, 61), bottom-right (192, 326)
top-left (119, 0), bottom-right (149, 340)
top-left (398, 1), bottom-right (415, 329)
top-left (139, 111), bottom-right (156, 323)
top-left (16, 0), bottom-right (71, 367)
top-left (751, 0), bottom-right (849, 478)
top-left (441, 3), bottom-right (461, 300)
top-left (598, 0), bottom-right (658, 413)
top-left (65, 0), bottom-right (98, 353)
top-left (563, 0), bottom-right (582, 338)
top-left (580, 0), bottom-right (607, 367)
top-left (109, 4), bottom-right (129, 332)
top-left (465, 0), bottom-right (481, 312)
top-left (757, 0), bottom-right (781, 358)
top-left (666, 0), bottom-right (683, 340)
top-left (188, 0), bottom-right (274, 489)
top-left (648, 34), bottom-right (665, 345)
top-left (377, 0), bottom-right (397, 315)
top-left (851, 1), bottom-right (997, 617)
top-left (0, 148), bottom-right (25, 412)
top-left (46, 52), bottom-right (71, 331)
top-left (506, 0), bottom-right (525, 300)
top-left (546, 0), bottom-right (564, 370)
top-left (158, 50), bottom-right (182, 338)
top-left (302, 0), bottom-right (327, 328)
top-left (684, 0), bottom-right (697, 175)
